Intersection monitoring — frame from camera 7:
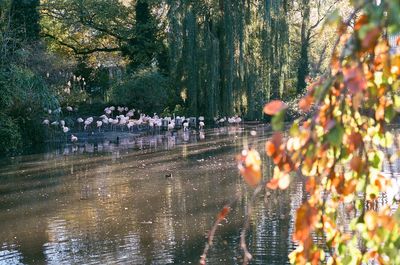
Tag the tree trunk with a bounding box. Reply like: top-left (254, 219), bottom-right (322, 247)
top-left (296, 0), bottom-right (310, 95)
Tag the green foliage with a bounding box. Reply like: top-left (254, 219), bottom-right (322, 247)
top-left (0, 114), bottom-right (22, 155)
top-left (0, 62), bottom-right (59, 155)
top-left (10, 0), bottom-right (40, 42)
top-left (109, 69), bottom-right (169, 114)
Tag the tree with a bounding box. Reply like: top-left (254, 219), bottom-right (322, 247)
top-left (201, 0), bottom-right (400, 264)
top-left (10, 0), bottom-right (41, 41)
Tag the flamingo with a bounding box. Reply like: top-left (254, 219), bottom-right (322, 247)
top-left (71, 134), bottom-right (78, 142)
top-left (235, 116), bottom-right (242, 125)
top-left (168, 121), bottom-right (175, 131)
top-left (183, 121), bottom-right (189, 131)
top-left (84, 118), bottom-right (93, 130)
top-left (127, 121), bottom-right (135, 132)
top-left (96, 121), bottom-right (103, 132)
top-left (199, 121), bottom-right (205, 129)
top-left (66, 106), bottom-right (73, 112)
top-left (42, 119), bottom-right (50, 125)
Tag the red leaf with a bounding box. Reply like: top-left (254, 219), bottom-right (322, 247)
top-left (263, 100), bottom-right (287, 115)
top-left (299, 95), bottom-right (313, 112)
top-left (343, 66), bottom-right (367, 94)
top-left (362, 27), bottom-right (381, 51)
top-left (217, 206), bottom-right (230, 221)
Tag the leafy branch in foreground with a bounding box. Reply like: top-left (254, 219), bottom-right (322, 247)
top-left (201, 0), bottom-right (400, 264)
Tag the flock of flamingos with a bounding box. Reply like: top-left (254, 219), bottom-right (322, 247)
top-left (42, 105), bottom-right (243, 143)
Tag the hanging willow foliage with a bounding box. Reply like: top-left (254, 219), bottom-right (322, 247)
top-left (166, 0), bottom-right (294, 119)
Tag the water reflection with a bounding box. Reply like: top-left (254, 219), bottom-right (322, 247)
top-left (1, 125), bottom-right (305, 264)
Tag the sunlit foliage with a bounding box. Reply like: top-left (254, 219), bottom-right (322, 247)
top-left (203, 0), bottom-right (400, 264)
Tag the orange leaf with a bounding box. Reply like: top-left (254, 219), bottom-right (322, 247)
top-left (265, 141), bottom-right (276, 156)
top-left (263, 100), bottom-right (287, 115)
top-left (347, 132), bottom-right (362, 152)
top-left (364, 210), bottom-right (378, 231)
top-left (375, 104), bottom-right (385, 121)
top-left (342, 179), bottom-right (357, 196)
top-left (266, 178), bottom-right (279, 190)
top-left (355, 15), bottom-right (368, 31)
top-left (217, 206), bottom-right (230, 221)
top-left (293, 202), bottom-right (318, 242)
top-left (305, 176), bottom-right (316, 193)
top-left (299, 95), bottom-right (313, 112)
top-left (350, 156), bottom-right (362, 173)
top-left (238, 149), bottom-right (262, 187)
top-left (240, 166), bottom-right (261, 187)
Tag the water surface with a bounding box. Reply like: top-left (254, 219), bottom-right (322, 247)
top-left (0, 127), bottom-right (306, 264)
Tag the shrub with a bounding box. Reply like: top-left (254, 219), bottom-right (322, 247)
top-left (109, 68), bottom-right (170, 114)
top-left (0, 114), bottom-right (22, 155)
top-left (0, 65), bottom-right (59, 154)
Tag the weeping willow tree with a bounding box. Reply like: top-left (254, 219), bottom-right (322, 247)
top-left (40, 0), bottom-right (341, 119)
top-left (165, 0), bottom-right (293, 119)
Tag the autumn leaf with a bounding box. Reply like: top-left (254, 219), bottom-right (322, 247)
top-left (375, 104), bottom-right (385, 121)
top-left (293, 202), bottom-right (319, 242)
top-left (361, 26), bottom-right (381, 51)
top-left (350, 156), bottom-right (363, 173)
top-left (217, 206), bottom-right (230, 221)
top-left (346, 132), bottom-right (362, 152)
top-left (305, 176), bottom-right (316, 193)
top-left (263, 100), bottom-right (287, 115)
top-left (266, 132), bottom-right (283, 156)
top-left (299, 95), bottom-right (313, 112)
top-left (237, 149), bottom-right (262, 187)
top-left (391, 55), bottom-right (400, 75)
top-left (355, 14), bottom-right (368, 31)
top-left (266, 177), bottom-right (279, 190)
top-left (364, 211), bottom-right (378, 231)
top-left (343, 66), bottom-right (367, 95)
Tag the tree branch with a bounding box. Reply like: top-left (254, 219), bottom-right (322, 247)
top-left (42, 33), bottom-right (121, 55)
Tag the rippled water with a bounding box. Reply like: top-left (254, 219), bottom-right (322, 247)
top-left (0, 126), bottom-right (308, 264)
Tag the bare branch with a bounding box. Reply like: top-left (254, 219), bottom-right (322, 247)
top-left (42, 33), bottom-right (121, 55)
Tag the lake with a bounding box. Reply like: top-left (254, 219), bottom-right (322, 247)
top-left (0, 126), bottom-right (321, 264)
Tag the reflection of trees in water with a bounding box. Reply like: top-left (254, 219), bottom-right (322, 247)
top-left (1, 127), bottom-right (319, 264)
